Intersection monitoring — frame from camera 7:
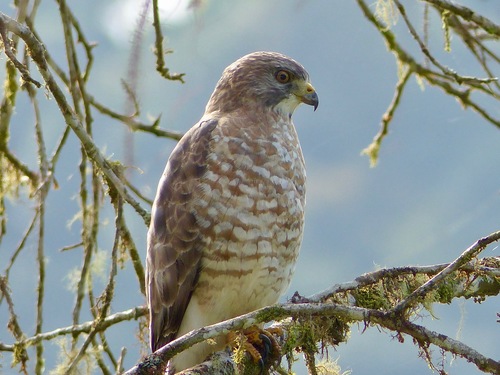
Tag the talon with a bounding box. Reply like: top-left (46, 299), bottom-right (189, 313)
top-left (259, 333), bottom-right (272, 362)
top-left (260, 327), bottom-right (282, 360)
top-left (228, 325), bottom-right (282, 371)
top-left (258, 356), bottom-right (265, 374)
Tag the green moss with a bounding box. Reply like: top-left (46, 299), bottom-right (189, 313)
top-left (352, 286), bottom-right (392, 310)
top-left (11, 342), bottom-right (28, 370)
top-left (435, 279), bottom-right (457, 304)
top-left (282, 316), bottom-right (350, 374)
top-left (441, 10), bottom-right (452, 52)
top-left (230, 332), bottom-right (271, 375)
top-left (254, 306), bottom-right (287, 324)
top-left (3, 61), bottom-right (19, 110)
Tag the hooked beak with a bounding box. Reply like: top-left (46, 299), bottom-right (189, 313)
top-left (298, 82), bottom-right (319, 111)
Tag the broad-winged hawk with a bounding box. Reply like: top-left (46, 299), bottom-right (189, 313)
top-left (146, 51), bottom-right (318, 373)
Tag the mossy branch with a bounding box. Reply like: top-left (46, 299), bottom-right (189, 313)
top-left (1, 233), bottom-right (498, 374)
top-left (123, 230), bottom-right (500, 375)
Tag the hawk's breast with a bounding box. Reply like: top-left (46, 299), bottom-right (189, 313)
top-left (190, 115), bottom-right (306, 320)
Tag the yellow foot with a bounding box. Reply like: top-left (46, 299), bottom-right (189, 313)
top-left (228, 326), bottom-right (282, 371)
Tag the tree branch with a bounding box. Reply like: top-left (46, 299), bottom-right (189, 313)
top-left (122, 228), bottom-right (500, 375)
top-left (0, 306), bottom-right (147, 352)
top-left (394, 230), bottom-right (500, 313)
top-left (357, 0), bottom-right (500, 165)
top-left (2, 253), bottom-right (498, 374)
top-left (422, 0), bottom-right (500, 37)
top-left (124, 289), bottom-right (500, 375)
top-left (0, 11), bottom-right (151, 226)
top-left (88, 95), bottom-right (183, 141)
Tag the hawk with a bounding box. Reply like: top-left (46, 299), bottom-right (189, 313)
top-left (146, 51), bottom-right (318, 373)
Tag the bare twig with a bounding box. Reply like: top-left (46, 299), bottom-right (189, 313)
top-left (0, 306), bottom-right (147, 352)
top-left (151, 0), bottom-right (185, 82)
top-left (64, 196), bottom-right (123, 374)
top-left (116, 347), bottom-right (128, 375)
top-left (0, 17), bottom-right (41, 87)
top-left (32, 83), bottom-right (50, 375)
top-left (2, 211), bottom-right (39, 279)
top-left (90, 96), bottom-right (183, 140)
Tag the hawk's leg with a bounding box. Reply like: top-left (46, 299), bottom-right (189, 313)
top-left (229, 327), bottom-right (282, 372)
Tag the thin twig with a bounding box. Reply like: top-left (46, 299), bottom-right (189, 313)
top-left (0, 276), bottom-right (28, 356)
top-left (115, 347), bottom-right (127, 375)
top-left (0, 17), bottom-right (41, 87)
top-left (151, 0), bottom-right (185, 82)
top-left (64, 196), bottom-right (123, 374)
top-left (90, 95), bottom-right (183, 140)
top-left (0, 306), bottom-right (147, 351)
top-left (116, 206), bottom-right (146, 295)
top-left (361, 66), bottom-right (412, 166)
top-left (2, 211), bottom-right (39, 279)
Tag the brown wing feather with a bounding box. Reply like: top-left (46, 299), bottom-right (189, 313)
top-left (146, 119), bottom-right (218, 352)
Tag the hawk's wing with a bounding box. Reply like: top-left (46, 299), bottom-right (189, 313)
top-left (146, 119), bottom-right (218, 352)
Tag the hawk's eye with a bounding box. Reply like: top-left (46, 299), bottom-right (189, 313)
top-left (275, 70), bottom-right (290, 83)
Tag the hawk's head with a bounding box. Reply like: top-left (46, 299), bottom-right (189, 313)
top-left (205, 51), bottom-right (318, 116)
